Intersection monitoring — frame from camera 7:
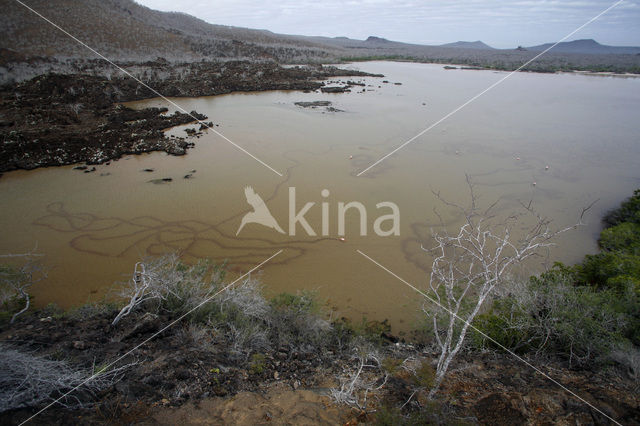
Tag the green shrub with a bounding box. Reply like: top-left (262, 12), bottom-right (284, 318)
top-left (0, 265), bottom-right (22, 310)
top-left (374, 402), bottom-right (469, 426)
top-left (472, 303), bottom-right (530, 353)
top-left (63, 301), bottom-right (118, 321)
top-left (113, 256), bottom-right (341, 358)
top-left (574, 189), bottom-right (640, 346)
top-left (268, 290), bottom-right (332, 352)
top-left (473, 266), bottom-right (629, 366)
top-left (249, 353), bottom-right (266, 375)
top-left (328, 316), bottom-right (392, 346)
top-left (111, 254), bottom-right (230, 327)
top-left (576, 252), bottom-right (640, 291)
top-left (602, 189), bottom-right (640, 228)
top-left (159, 259), bottom-right (226, 320)
top-left (599, 222), bottom-right (640, 254)
top-left (412, 361), bottom-right (435, 389)
top-left (374, 406), bottom-right (430, 426)
top-left (381, 357), bottom-right (403, 374)
top-left (270, 290), bottom-right (319, 314)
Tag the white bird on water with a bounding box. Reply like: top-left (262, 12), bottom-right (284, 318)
top-left (236, 186), bottom-right (285, 235)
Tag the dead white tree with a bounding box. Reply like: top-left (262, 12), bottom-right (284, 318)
top-left (112, 254), bottom-right (184, 326)
top-left (330, 344), bottom-right (388, 412)
top-left (423, 175), bottom-right (591, 398)
top-left (0, 344), bottom-right (133, 412)
top-left (111, 254), bottom-right (222, 326)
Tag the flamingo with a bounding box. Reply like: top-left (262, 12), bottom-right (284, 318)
top-left (236, 186), bottom-right (285, 235)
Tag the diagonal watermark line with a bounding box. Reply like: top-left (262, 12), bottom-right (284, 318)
top-left (357, 0), bottom-right (625, 176)
top-left (19, 249), bottom-right (283, 425)
top-left (13, 0), bottom-right (283, 177)
top-left (356, 249), bottom-right (622, 425)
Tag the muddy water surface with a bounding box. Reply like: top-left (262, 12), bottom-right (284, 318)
top-left (1, 62), bottom-right (639, 334)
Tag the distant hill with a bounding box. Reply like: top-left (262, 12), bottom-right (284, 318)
top-left (526, 39), bottom-right (640, 55)
top-left (1, 0), bottom-right (639, 74)
top-left (440, 41), bottom-right (495, 50)
top-left (365, 36), bottom-right (392, 44)
top-left (0, 0), bottom-right (335, 62)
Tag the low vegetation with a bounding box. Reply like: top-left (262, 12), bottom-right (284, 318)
top-left (473, 189), bottom-right (640, 372)
top-left (0, 344), bottom-right (130, 413)
top-left (110, 253), bottom-right (341, 360)
top-left (0, 253), bottom-right (365, 417)
top-left (0, 249), bottom-right (45, 324)
top-left (340, 52), bottom-right (640, 74)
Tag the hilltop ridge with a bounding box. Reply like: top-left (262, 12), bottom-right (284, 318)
top-left (440, 40), bottom-right (495, 50)
top-left (2, 0), bottom-right (640, 72)
top-left (526, 38), bottom-right (640, 55)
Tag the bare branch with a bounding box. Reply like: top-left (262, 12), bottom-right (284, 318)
top-left (0, 248), bottom-right (46, 323)
top-left (330, 344), bottom-right (388, 412)
top-left (0, 344), bottom-right (134, 412)
top-left (424, 184), bottom-right (584, 398)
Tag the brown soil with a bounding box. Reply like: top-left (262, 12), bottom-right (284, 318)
top-left (141, 385), bottom-right (350, 426)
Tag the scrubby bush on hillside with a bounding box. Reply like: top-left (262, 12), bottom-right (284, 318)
top-left (111, 254), bottom-right (225, 325)
top-left (576, 252), bottom-right (640, 292)
top-left (576, 198), bottom-right (640, 296)
top-left (602, 189), bottom-right (640, 227)
top-left (0, 344), bottom-right (128, 413)
top-left (598, 222), bottom-right (640, 254)
top-left (0, 251), bottom-right (45, 324)
top-left (111, 254), bottom-right (338, 359)
top-left (473, 266), bottom-right (628, 366)
top-left (474, 188), bottom-right (640, 365)
top-left (269, 291), bottom-right (332, 349)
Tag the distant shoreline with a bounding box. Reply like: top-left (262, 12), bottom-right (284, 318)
top-left (0, 61), bottom-right (381, 173)
top-left (339, 56), bottom-right (640, 76)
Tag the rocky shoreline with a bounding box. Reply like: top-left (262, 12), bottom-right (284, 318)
top-left (1, 304), bottom-right (638, 425)
top-left (0, 60), bottom-right (381, 173)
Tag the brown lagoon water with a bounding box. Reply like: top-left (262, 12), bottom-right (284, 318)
top-left (1, 62), bottom-right (639, 334)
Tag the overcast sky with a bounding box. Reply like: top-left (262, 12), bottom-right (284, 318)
top-left (134, 0), bottom-right (640, 48)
